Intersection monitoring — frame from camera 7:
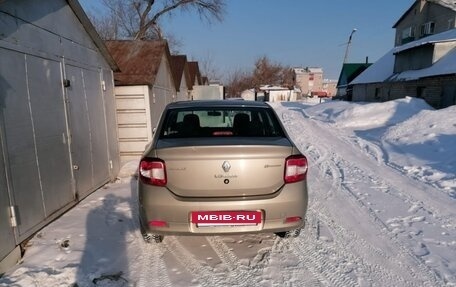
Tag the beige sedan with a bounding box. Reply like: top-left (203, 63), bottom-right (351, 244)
top-left (138, 100), bottom-right (308, 243)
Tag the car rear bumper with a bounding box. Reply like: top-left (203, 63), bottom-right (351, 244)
top-left (138, 181), bottom-right (308, 235)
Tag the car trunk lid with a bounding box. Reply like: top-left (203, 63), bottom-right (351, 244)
top-left (156, 144), bottom-right (293, 198)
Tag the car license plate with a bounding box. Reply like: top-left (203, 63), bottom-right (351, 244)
top-left (191, 211), bottom-right (262, 226)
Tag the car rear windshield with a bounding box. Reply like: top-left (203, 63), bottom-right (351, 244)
top-left (159, 107), bottom-right (285, 138)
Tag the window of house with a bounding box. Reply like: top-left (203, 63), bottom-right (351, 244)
top-left (420, 22), bottom-right (435, 36)
top-left (374, 87), bottom-right (381, 100)
top-left (416, 86), bottom-right (424, 99)
top-left (401, 26), bottom-right (415, 39)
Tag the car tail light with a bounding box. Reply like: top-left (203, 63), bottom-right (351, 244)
top-left (284, 155), bottom-right (308, 183)
top-left (139, 158), bottom-right (167, 186)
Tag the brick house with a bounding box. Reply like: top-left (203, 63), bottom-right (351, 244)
top-left (350, 0), bottom-right (456, 108)
top-left (394, 0), bottom-right (456, 46)
top-left (293, 67), bottom-right (324, 97)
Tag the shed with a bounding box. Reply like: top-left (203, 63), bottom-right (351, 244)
top-left (0, 0), bottom-right (120, 273)
top-left (170, 55), bottom-right (192, 102)
top-left (188, 61), bottom-right (202, 88)
top-left (259, 85), bottom-right (300, 102)
top-left (336, 62), bottom-right (372, 100)
top-left (105, 40), bottom-right (177, 163)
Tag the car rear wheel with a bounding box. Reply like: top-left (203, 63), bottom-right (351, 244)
top-left (139, 215), bottom-right (164, 243)
top-left (142, 233), bottom-right (164, 243)
top-left (276, 228), bottom-right (301, 238)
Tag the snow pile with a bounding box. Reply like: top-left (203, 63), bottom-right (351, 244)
top-left (302, 97), bottom-right (455, 197)
top-left (383, 105), bottom-right (456, 193)
top-left (306, 97), bottom-right (433, 129)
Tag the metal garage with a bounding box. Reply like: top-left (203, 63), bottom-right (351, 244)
top-left (0, 0), bottom-right (120, 273)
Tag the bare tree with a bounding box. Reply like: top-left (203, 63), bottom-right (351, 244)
top-left (89, 0), bottom-right (225, 41)
top-left (198, 52), bottom-right (221, 82)
top-left (225, 69), bottom-right (253, 97)
top-left (87, 11), bottom-right (119, 40)
top-left (225, 56), bottom-right (294, 97)
top-left (251, 56), bottom-right (282, 87)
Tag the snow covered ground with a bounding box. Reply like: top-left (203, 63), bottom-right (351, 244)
top-left (1, 97), bottom-right (455, 287)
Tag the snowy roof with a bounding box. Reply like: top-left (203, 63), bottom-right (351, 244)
top-left (393, 0), bottom-right (456, 28)
top-left (293, 67), bottom-right (323, 74)
top-left (259, 85), bottom-right (290, 91)
top-left (351, 28), bottom-right (456, 84)
top-left (307, 67), bottom-right (323, 73)
top-left (431, 0), bottom-right (456, 11)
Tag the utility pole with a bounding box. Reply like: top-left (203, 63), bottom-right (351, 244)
top-left (343, 28), bottom-right (357, 64)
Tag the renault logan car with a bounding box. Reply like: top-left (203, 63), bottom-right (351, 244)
top-left (138, 100), bottom-right (308, 243)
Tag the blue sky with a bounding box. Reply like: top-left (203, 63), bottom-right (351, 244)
top-left (80, 0), bottom-right (413, 81)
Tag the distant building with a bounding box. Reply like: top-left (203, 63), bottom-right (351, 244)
top-left (259, 85), bottom-right (300, 102)
top-left (241, 89), bottom-right (265, 101)
top-left (294, 67), bottom-right (323, 96)
top-left (322, 79), bottom-right (338, 97)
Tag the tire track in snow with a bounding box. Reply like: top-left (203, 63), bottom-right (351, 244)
top-left (308, 202), bottom-right (429, 287)
top-left (324, 133), bottom-right (446, 285)
top-left (293, 113), bottom-right (441, 285)
top-left (267, 229), bottom-right (325, 287)
top-left (129, 178), bottom-right (173, 287)
top-left (278, 105), bottom-right (444, 286)
top-left (331, 159), bottom-right (443, 286)
top-left (136, 243), bottom-right (172, 287)
top-left (206, 236), bottom-right (267, 286)
top-left (129, 178), bottom-right (172, 287)
top-left (164, 236), bottom-right (225, 287)
top-left (207, 233), bottom-right (323, 286)
top-left (293, 221), bottom-right (361, 287)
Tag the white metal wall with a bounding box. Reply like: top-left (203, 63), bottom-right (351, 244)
top-left (115, 85), bottom-right (152, 163)
top-left (176, 74), bottom-right (190, 102)
top-left (150, 54), bottom-right (176, 129)
top-left (115, 54), bottom-right (176, 163)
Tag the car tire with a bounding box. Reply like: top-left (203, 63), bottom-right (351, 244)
top-left (139, 215), bottom-right (164, 243)
top-left (142, 232), bottom-right (164, 243)
top-left (276, 228), bottom-right (301, 238)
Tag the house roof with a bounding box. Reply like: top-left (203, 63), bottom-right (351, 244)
top-left (393, 0), bottom-right (456, 28)
top-left (431, 0), bottom-right (456, 11)
top-left (351, 28), bottom-right (456, 84)
top-left (67, 0), bottom-right (119, 71)
top-left (336, 63), bottom-right (372, 87)
top-left (294, 67), bottom-right (323, 74)
top-left (188, 61), bottom-right (202, 86)
top-left (170, 55), bottom-right (191, 91)
top-left (105, 40), bottom-right (171, 86)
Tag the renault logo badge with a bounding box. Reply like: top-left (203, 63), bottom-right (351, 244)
top-left (222, 161), bottom-right (231, 172)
